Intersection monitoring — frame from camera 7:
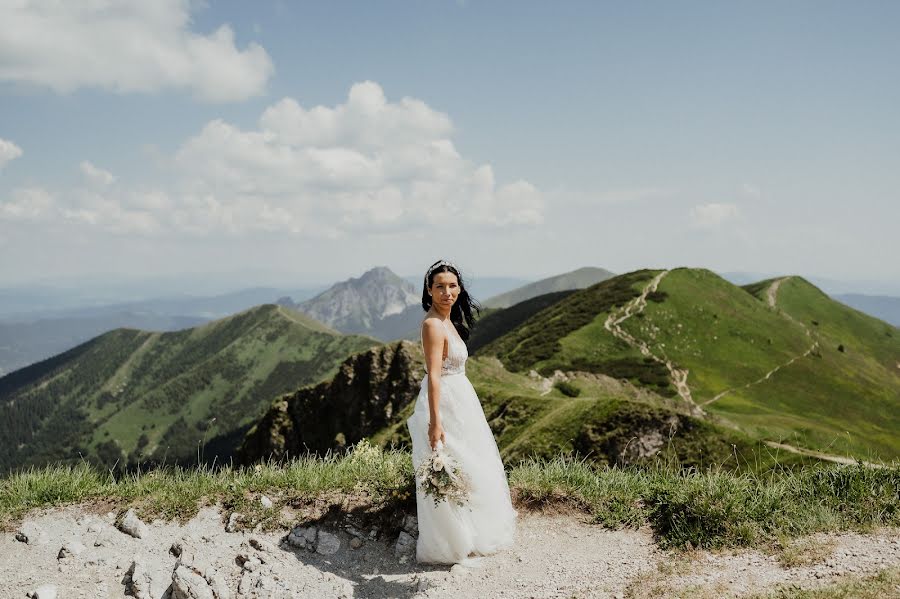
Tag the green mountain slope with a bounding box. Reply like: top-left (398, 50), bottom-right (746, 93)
top-left (0, 305), bottom-right (379, 472)
top-left (482, 266), bottom-right (616, 309)
top-left (467, 289), bottom-right (578, 354)
top-left (475, 267), bottom-right (900, 461)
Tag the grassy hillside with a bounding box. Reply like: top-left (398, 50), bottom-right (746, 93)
top-left (471, 267), bottom-right (899, 462)
top-left (467, 289), bottom-right (577, 354)
top-left (0, 305), bottom-right (379, 472)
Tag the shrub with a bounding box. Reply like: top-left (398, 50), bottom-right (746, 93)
top-left (554, 380), bottom-right (581, 397)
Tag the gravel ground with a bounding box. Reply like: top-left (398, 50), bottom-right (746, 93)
top-left (2, 503), bottom-right (898, 599)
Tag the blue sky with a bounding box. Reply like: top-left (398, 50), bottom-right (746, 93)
top-left (1, 1), bottom-right (898, 293)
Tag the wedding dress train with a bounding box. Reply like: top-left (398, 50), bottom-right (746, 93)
top-left (406, 317), bottom-right (518, 565)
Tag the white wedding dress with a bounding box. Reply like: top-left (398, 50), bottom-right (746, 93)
top-left (406, 317), bottom-right (519, 565)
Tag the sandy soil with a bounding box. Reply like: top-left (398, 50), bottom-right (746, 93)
top-left (3, 503), bottom-right (899, 598)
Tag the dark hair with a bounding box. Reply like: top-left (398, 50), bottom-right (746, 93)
top-left (421, 260), bottom-right (482, 341)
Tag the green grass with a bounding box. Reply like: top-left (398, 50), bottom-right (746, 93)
top-left (3, 441), bottom-right (897, 552)
top-left (479, 269), bottom-right (659, 376)
top-left (473, 267), bottom-right (899, 462)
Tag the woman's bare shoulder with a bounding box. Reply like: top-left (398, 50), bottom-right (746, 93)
top-left (421, 316), bottom-right (445, 338)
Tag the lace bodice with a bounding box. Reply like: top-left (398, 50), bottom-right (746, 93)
top-left (421, 317), bottom-right (468, 376)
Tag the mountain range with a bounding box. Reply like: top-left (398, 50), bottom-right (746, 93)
top-left (4, 266), bottom-right (897, 377)
top-left (244, 267), bottom-right (900, 470)
top-left (1, 265), bottom-right (897, 474)
top-left (0, 305), bottom-right (378, 471)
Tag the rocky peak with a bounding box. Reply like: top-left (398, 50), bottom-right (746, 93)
top-left (296, 266), bottom-right (420, 333)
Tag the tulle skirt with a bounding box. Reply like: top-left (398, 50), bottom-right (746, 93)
top-left (406, 371), bottom-right (518, 565)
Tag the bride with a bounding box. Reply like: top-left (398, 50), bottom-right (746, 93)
top-left (406, 259), bottom-right (518, 565)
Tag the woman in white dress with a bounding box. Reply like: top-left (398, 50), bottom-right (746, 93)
top-left (406, 259), bottom-right (518, 565)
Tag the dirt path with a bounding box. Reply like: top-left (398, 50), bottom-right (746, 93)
top-left (765, 277), bottom-right (785, 308)
top-left (763, 441), bottom-right (886, 469)
top-left (702, 277), bottom-right (819, 407)
top-left (2, 504), bottom-right (898, 598)
top-left (603, 270), bottom-right (704, 417)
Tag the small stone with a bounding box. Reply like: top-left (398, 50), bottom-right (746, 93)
top-left (126, 559), bottom-right (160, 599)
top-left (395, 531), bottom-right (416, 557)
top-left (350, 537), bottom-right (363, 549)
top-left (117, 509), bottom-right (149, 539)
top-left (171, 564), bottom-right (215, 599)
top-left (316, 530), bottom-right (341, 555)
top-left (18, 522), bottom-right (48, 546)
top-left (226, 512), bottom-right (242, 533)
top-left (57, 541), bottom-right (86, 559)
top-left (29, 585), bottom-right (58, 599)
top-left (249, 538), bottom-right (271, 552)
top-left (207, 572), bottom-right (231, 599)
top-left (286, 526), bottom-right (317, 550)
top-left (259, 495), bottom-right (273, 509)
top-left (402, 514), bottom-right (419, 536)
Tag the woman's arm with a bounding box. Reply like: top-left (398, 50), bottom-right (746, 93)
top-left (422, 318), bottom-right (447, 448)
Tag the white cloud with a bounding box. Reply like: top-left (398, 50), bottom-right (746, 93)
top-left (80, 161), bottom-right (115, 186)
top-left (690, 202), bottom-right (740, 228)
top-left (0, 187), bottom-right (53, 220)
top-left (172, 81), bottom-right (544, 234)
top-left (0, 82), bottom-right (545, 236)
top-left (0, 0), bottom-right (273, 102)
top-left (0, 137), bottom-right (23, 167)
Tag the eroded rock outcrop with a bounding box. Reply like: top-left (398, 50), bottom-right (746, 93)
top-left (238, 340), bottom-right (424, 463)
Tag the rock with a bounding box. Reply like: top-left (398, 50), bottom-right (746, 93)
top-left (171, 564), bottom-right (215, 599)
top-left (259, 495), bottom-right (273, 509)
top-left (118, 509), bottom-right (149, 539)
top-left (249, 538), bottom-right (271, 552)
top-left (18, 522), bottom-right (48, 545)
top-left (170, 541), bottom-right (183, 557)
top-left (316, 530), bottom-right (341, 555)
top-left (57, 541), bottom-right (86, 559)
top-left (237, 572), bottom-right (252, 595)
top-left (349, 537), bottom-right (363, 549)
top-left (28, 585), bottom-right (58, 599)
top-left (286, 526), bottom-right (317, 550)
top-left (402, 514), bottom-right (419, 536)
top-left (395, 531), bottom-right (416, 557)
top-left (244, 557), bottom-right (261, 572)
top-left (176, 547), bottom-right (219, 584)
top-left (226, 513), bottom-right (242, 533)
top-left (207, 572), bottom-right (231, 599)
top-left (126, 559), bottom-right (160, 599)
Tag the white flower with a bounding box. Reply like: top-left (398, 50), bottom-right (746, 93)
top-left (432, 455), bottom-right (445, 471)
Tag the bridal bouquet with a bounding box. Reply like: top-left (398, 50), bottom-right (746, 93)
top-left (414, 442), bottom-right (473, 510)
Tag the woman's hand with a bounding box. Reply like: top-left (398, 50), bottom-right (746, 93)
top-left (428, 419), bottom-right (446, 450)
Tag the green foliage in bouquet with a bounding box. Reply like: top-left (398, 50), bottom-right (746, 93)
top-left (414, 445), bottom-right (473, 510)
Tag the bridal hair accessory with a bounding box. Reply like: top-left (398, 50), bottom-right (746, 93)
top-left (414, 440), bottom-right (473, 510)
top-left (424, 259), bottom-right (458, 284)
